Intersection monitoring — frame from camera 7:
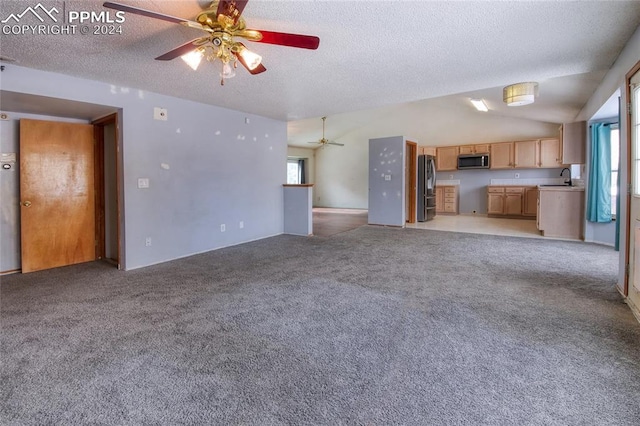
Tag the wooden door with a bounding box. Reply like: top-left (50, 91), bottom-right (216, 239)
top-left (624, 62), bottom-right (640, 296)
top-left (490, 142), bottom-right (513, 169)
top-left (459, 145), bottom-right (474, 155)
top-left (20, 119), bottom-right (96, 273)
top-left (474, 144), bottom-right (490, 154)
top-left (406, 141), bottom-right (417, 223)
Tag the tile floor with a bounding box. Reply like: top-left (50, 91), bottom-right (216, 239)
top-left (406, 214), bottom-right (545, 239)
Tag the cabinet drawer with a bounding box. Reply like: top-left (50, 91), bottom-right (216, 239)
top-left (505, 187), bottom-right (524, 193)
top-left (488, 187), bottom-right (505, 193)
top-left (444, 187), bottom-right (456, 194)
top-left (444, 203), bottom-right (456, 212)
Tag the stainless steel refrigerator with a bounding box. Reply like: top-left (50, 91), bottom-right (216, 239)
top-left (417, 154), bottom-right (436, 221)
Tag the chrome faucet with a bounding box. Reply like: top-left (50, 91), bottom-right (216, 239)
top-left (560, 167), bottom-right (572, 186)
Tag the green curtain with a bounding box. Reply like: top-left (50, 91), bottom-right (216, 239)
top-left (587, 123), bottom-right (612, 223)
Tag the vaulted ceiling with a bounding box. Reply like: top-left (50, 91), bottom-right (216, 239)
top-left (1, 1), bottom-right (639, 143)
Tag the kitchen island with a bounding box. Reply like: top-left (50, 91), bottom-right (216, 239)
top-left (536, 185), bottom-right (585, 239)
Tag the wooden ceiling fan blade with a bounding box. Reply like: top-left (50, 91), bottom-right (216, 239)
top-left (155, 38), bottom-right (208, 61)
top-left (103, 2), bottom-right (189, 24)
top-left (217, 0), bottom-right (249, 24)
top-left (253, 30), bottom-right (320, 50)
top-left (327, 142), bottom-right (344, 146)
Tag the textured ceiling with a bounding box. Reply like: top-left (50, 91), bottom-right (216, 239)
top-left (1, 1), bottom-right (639, 134)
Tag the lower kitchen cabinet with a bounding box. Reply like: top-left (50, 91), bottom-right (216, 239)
top-left (487, 186), bottom-right (536, 219)
top-left (436, 185), bottom-right (459, 214)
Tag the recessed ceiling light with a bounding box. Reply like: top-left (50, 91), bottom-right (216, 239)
top-left (470, 98), bottom-right (489, 112)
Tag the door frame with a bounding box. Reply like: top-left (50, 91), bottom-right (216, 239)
top-left (622, 60), bottom-right (640, 296)
top-left (92, 113), bottom-right (122, 269)
top-left (406, 141), bottom-right (418, 223)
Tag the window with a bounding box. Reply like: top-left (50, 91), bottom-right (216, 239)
top-left (287, 158), bottom-right (306, 184)
top-left (611, 124), bottom-right (619, 217)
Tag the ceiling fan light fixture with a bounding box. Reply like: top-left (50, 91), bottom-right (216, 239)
top-left (470, 98), bottom-right (489, 112)
top-left (220, 61), bottom-right (236, 79)
top-left (503, 82), bottom-right (538, 106)
top-left (238, 46), bottom-right (262, 71)
top-left (181, 49), bottom-right (204, 71)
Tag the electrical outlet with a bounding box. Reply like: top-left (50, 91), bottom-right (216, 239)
top-left (449, 174), bottom-right (453, 179)
top-left (145, 237), bottom-right (151, 246)
top-left (514, 173), bottom-right (520, 178)
top-left (239, 221), bottom-right (244, 229)
top-left (220, 224), bottom-right (226, 232)
top-left (153, 107), bottom-right (168, 121)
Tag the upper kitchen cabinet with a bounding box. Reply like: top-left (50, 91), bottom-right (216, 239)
top-left (490, 142), bottom-right (514, 169)
top-left (436, 146), bottom-right (459, 171)
top-left (539, 138), bottom-right (563, 168)
top-left (419, 146), bottom-right (436, 156)
top-left (514, 140), bottom-right (539, 168)
top-left (561, 121), bottom-right (586, 164)
top-left (459, 144), bottom-right (490, 155)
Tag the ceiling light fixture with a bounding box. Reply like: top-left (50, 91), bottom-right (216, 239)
top-left (180, 37), bottom-right (262, 85)
top-left (503, 82), bottom-right (539, 106)
top-left (470, 98), bottom-right (489, 112)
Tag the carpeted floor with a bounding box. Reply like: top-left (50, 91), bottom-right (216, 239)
top-left (2, 226), bottom-right (639, 424)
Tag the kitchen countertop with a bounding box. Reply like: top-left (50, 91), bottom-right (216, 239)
top-left (537, 185), bottom-right (585, 191)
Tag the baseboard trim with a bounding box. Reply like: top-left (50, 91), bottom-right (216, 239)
top-left (1, 268), bottom-right (21, 276)
top-left (626, 297), bottom-right (640, 324)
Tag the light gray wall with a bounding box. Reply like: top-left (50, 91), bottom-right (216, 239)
top-left (577, 25), bottom-right (639, 309)
top-left (1, 65), bottom-right (287, 270)
top-left (438, 168), bottom-right (564, 214)
top-left (0, 112), bottom-right (88, 272)
top-left (368, 136), bottom-right (405, 226)
top-left (283, 186), bottom-right (313, 236)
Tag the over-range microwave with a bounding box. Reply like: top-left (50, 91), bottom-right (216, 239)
top-left (457, 154), bottom-right (490, 169)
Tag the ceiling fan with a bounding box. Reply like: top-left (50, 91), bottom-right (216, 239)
top-left (307, 117), bottom-right (344, 147)
top-left (103, 0), bottom-right (320, 85)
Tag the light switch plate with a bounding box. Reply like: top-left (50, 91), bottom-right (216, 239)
top-left (384, 175), bottom-right (391, 181)
top-left (138, 178), bottom-right (149, 188)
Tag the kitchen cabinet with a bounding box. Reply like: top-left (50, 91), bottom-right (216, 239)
top-left (561, 121), bottom-right (586, 164)
top-left (487, 186), bottom-right (535, 218)
top-left (436, 185), bottom-right (458, 214)
top-left (539, 138), bottom-right (563, 168)
top-left (523, 187), bottom-right (538, 216)
top-left (419, 146), bottom-right (436, 156)
top-left (487, 187), bottom-right (505, 214)
top-left (537, 187), bottom-right (585, 239)
top-left (459, 144), bottom-right (490, 155)
top-left (436, 146), bottom-right (459, 171)
top-left (514, 140), bottom-right (539, 169)
top-left (490, 142), bottom-right (514, 169)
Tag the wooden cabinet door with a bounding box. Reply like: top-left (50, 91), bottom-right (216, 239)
top-left (562, 121), bottom-right (586, 164)
top-left (487, 193), bottom-right (505, 215)
top-left (490, 142), bottom-right (513, 169)
top-left (435, 187), bottom-right (444, 213)
top-left (524, 187), bottom-right (538, 216)
top-left (505, 193), bottom-right (523, 215)
top-left (436, 146), bottom-right (459, 171)
top-left (539, 138), bottom-right (563, 168)
top-left (474, 144), bottom-right (490, 154)
top-left (459, 145), bottom-right (474, 155)
top-left (514, 140), bottom-right (539, 168)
